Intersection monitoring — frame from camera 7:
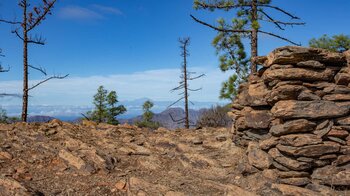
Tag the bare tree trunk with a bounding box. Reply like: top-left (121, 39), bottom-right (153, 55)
top-left (251, 0), bottom-right (258, 74)
top-left (21, 0), bottom-right (28, 122)
top-left (183, 49), bottom-right (189, 129)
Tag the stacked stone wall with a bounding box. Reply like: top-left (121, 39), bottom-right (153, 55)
top-left (231, 46), bottom-right (350, 187)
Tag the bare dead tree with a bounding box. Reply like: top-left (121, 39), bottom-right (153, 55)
top-left (192, 0), bottom-right (304, 73)
top-left (0, 50), bottom-right (21, 99)
top-left (168, 38), bottom-right (204, 129)
top-left (0, 49), bottom-right (9, 73)
top-left (0, 0), bottom-right (68, 122)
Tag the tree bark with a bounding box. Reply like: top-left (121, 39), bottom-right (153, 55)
top-left (183, 45), bottom-right (189, 129)
top-left (251, 0), bottom-right (258, 74)
top-left (21, 0), bottom-right (28, 122)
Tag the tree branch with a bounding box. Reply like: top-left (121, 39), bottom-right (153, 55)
top-left (188, 74), bottom-right (205, 80)
top-left (28, 65), bottom-right (47, 75)
top-left (259, 10), bottom-right (305, 29)
top-left (259, 9), bottom-right (284, 30)
top-left (169, 113), bottom-right (186, 123)
top-left (259, 5), bottom-right (300, 19)
top-left (12, 29), bottom-right (24, 41)
top-left (188, 88), bottom-right (202, 92)
top-left (28, 74), bottom-right (69, 91)
top-left (171, 84), bottom-right (185, 92)
top-left (190, 15), bottom-right (251, 34)
top-left (0, 93), bottom-right (21, 98)
top-left (195, 1), bottom-right (250, 9)
top-left (258, 30), bottom-right (300, 46)
top-left (27, 0), bottom-right (57, 32)
top-left (27, 34), bottom-right (46, 45)
top-left (0, 66), bottom-right (10, 72)
top-left (167, 97), bottom-right (184, 108)
top-left (0, 19), bottom-right (21, 25)
top-left (81, 113), bottom-right (91, 121)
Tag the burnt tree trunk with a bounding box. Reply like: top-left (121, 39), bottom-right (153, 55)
top-left (251, 0), bottom-right (258, 74)
top-left (169, 38), bottom-right (204, 128)
top-left (183, 45), bottom-right (189, 129)
top-left (22, 0), bottom-right (28, 122)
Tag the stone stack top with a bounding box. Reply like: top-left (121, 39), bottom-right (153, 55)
top-left (260, 46), bottom-right (346, 67)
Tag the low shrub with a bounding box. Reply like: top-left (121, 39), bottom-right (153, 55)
top-left (197, 105), bottom-right (232, 128)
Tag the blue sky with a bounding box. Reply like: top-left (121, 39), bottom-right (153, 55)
top-left (0, 0), bottom-right (350, 117)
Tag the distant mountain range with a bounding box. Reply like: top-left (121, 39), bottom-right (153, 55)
top-left (2, 98), bottom-right (226, 120)
top-left (27, 107), bottom-right (208, 129)
top-left (120, 107), bottom-right (207, 129)
top-left (27, 116), bottom-right (54, 123)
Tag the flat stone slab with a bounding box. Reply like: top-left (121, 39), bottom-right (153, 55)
top-left (276, 143), bottom-right (340, 158)
top-left (271, 100), bottom-right (349, 119)
top-left (265, 46), bottom-right (346, 66)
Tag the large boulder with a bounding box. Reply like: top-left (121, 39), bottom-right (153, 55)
top-left (312, 165), bottom-right (350, 186)
top-left (235, 107), bottom-right (273, 131)
top-left (247, 145), bottom-right (273, 170)
top-left (259, 137), bottom-right (279, 150)
top-left (271, 183), bottom-right (319, 196)
top-left (323, 93), bottom-right (350, 101)
top-left (336, 116), bottom-right (350, 125)
top-left (267, 84), bottom-right (307, 104)
top-left (265, 46), bottom-right (346, 66)
top-left (269, 119), bottom-right (316, 136)
top-left (279, 134), bottom-right (322, 147)
top-left (334, 66), bottom-right (350, 85)
top-left (236, 81), bottom-right (270, 106)
top-left (262, 67), bottom-right (335, 82)
top-left (345, 50), bottom-right (350, 66)
top-left (322, 84), bottom-right (350, 94)
top-left (276, 143), bottom-right (340, 158)
top-left (268, 148), bottom-right (312, 171)
top-left (296, 60), bottom-right (326, 69)
top-left (271, 100), bottom-right (350, 119)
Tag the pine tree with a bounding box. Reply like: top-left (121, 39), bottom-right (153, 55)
top-left (87, 86), bottom-right (126, 125)
top-left (106, 91), bottom-right (126, 125)
top-left (142, 100), bottom-right (154, 123)
top-left (135, 100), bottom-right (160, 129)
top-left (192, 0), bottom-right (304, 100)
top-left (309, 34), bottom-right (350, 52)
top-left (91, 86), bottom-right (108, 123)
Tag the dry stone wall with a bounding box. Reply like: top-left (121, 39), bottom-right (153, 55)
top-left (230, 46), bottom-right (350, 188)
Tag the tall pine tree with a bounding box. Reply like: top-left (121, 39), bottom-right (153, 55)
top-left (192, 0), bottom-right (304, 100)
top-left (87, 86), bottom-right (126, 125)
top-left (106, 90), bottom-right (126, 125)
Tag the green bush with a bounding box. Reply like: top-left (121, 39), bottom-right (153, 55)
top-left (0, 108), bottom-right (19, 124)
top-left (135, 120), bottom-right (161, 129)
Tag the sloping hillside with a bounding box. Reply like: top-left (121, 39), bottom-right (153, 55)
top-left (0, 121), bottom-right (346, 195)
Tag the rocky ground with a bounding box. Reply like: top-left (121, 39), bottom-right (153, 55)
top-left (0, 120), bottom-right (348, 195)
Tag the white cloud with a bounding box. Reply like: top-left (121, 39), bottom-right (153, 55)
top-left (58, 6), bottom-right (103, 21)
top-left (0, 67), bottom-right (231, 106)
top-left (91, 4), bottom-right (123, 16)
top-left (58, 4), bottom-right (123, 21)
